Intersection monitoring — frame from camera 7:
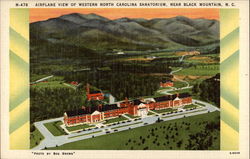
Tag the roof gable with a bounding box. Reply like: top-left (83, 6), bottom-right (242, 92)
top-left (91, 110), bottom-right (101, 115)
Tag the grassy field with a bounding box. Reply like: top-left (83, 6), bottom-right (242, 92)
top-left (183, 104), bottom-right (198, 109)
top-left (173, 81), bottom-right (186, 88)
top-left (31, 81), bottom-right (68, 89)
top-left (152, 108), bottom-right (176, 114)
top-left (162, 109), bottom-right (207, 119)
top-left (168, 88), bottom-right (192, 95)
top-left (174, 64), bottom-right (219, 76)
top-left (66, 124), bottom-right (94, 132)
top-left (30, 127), bottom-right (44, 148)
top-left (147, 111), bottom-right (155, 115)
top-left (30, 74), bottom-right (50, 82)
top-left (44, 121), bottom-right (67, 136)
top-left (104, 116), bottom-right (128, 124)
top-left (48, 111), bottom-right (220, 150)
top-left (124, 114), bottom-right (139, 119)
top-left (185, 54), bottom-right (219, 64)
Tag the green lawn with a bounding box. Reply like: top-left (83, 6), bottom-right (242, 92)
top-left (162, 109), bottom-right (207, 119)
top-left (168, 88), bottom-right (192, 95)
top-left (30, 127), bottom-right (44, 148)
top-left (157, 87), bottom-right (173, 91)
top-left (31, 81), bottom-right (68, 89)
top-left (147, 112), bottom-right (154, 115)
top-left (183, 104), bottom-right (198, 109)
top-left (44, 121), bottom-right (67, 136)
top-left (66, 124), bottom-right (94, 132)
top-left (152, 108), bottom-right (176, 114)
top-left (30, 74), bottom-right (50, 82)
top-left (104, 116), bottom-right (128, 124)
top-left (185, 54), bottom-right (219, 64)
top-left (48, 111), bottom-right (220, 150)
top-left (173, 81), bottom-right (186, 88)
top-left (194, 102), bottom-right (206, 106)
top-left (124, 114), bottom-right (139, 119)
top-left (174, 65), bottom-right (219, 76)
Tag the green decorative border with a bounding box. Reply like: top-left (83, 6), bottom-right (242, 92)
top-left (220, 9), bottom-right (239, 150)
top-left (9, 8), bottom-right (30, 149)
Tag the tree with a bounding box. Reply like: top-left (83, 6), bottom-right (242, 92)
top-left (192, 84), bottom-right (199, 94)
top-left (177, 140), bottom-right (183, 148)
top-left (143, 146), bottom-right (149, 150)
top-left (30, 124), bottom-right (35, 132)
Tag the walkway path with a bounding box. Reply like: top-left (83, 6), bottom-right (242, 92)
top-left (31, 75), bottom-right (53, 84)
top-left (148, 110), bottom-right (159, 115)
top-left (121, 114), bottom-right (132, 120)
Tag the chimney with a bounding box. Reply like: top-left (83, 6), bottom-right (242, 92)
top-left (88, 106), bottom-right (91, 113)
top-left (98, 104), bottom-right (102, 111)
top-left (86, 83), bottom-right (90, 94)
top-left (125, 97), bottom-right (128, 104)
top-left (125, 97), bottom-right (130, 107)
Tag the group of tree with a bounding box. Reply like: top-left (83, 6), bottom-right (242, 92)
top-left (64, 71), bottom-right (161, 100)
top-left (30, 87), bottom-right (84, 124)
top-left (122, 111), bottom-right (220, 150)
top-left (108, 62), bottom-right (172, 74)
top-left (192, 73), bottom-right (220, 107)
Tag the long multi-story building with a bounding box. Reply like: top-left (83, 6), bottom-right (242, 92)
top-left (64, 93), bottom-right (192, 126)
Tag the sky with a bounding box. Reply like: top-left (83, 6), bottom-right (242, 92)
top-left (30, 8), bottom-right (219, 23)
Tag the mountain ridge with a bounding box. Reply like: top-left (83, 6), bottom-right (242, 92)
top-left (30, 13), bottom-right (219, 53)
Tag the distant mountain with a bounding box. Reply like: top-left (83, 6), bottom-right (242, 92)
top-left (30, 13), bottom-right (219, 56)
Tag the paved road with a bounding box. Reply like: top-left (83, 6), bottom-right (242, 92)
top-left (157, 55), bottom-right (191, 95)
top-left (33, 99), bottom-right (219, 150)
top-left (63, 83), bottom-right (77, 90)
top-left (170, 55), bottom-right (190, 87)
top-left (170, 67), bottom-right (190, 88)
top-left (157, 86), bottom-right (193, 95)
top-left (31, 75), bottom-right (53, 84)
top-left (179, 55), bottom-right (186, 62)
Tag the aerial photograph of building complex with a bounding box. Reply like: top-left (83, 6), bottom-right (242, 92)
top-left (29, 8), bottom-right (220, 150)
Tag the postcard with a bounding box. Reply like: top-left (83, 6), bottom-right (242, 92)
top-left (0, 0), bottom-right (249, 159)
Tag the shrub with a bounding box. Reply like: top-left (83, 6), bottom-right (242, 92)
top-left (30, 124), bottom-right (35, 132)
